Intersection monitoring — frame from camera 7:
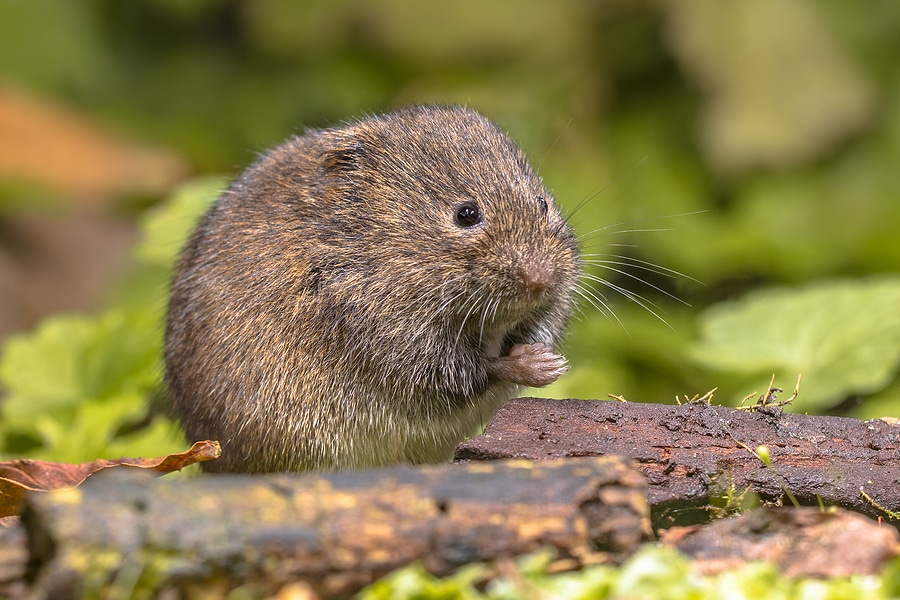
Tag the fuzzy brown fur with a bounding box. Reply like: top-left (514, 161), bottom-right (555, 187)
top-left (165, 106), bottom-right (580, 472)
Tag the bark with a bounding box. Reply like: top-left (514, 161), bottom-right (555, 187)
top-left (13, 456), bottom-right (649, 599)
top-left (455, 398), bottom-right (900, 531)
top-left (6, 396), bottom-right (899, 597)
top-left (660, 506), bottom-right (899, 578)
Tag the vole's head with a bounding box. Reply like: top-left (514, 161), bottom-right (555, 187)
top-left (294, 105), bottom-right (580, 348)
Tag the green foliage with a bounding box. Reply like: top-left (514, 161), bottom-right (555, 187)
top-left (133, 175), bottom-right (226, 268)
top-left (0, 178), bottom-right (223, 462)
top-left (692, 277), bottom-right (900, 410)
top-left (1, 311), bottom-right (155, 421)
top-left (359, 545), bottom-right (900, 600)
top-left (0, 308), bottom-right (171, 461)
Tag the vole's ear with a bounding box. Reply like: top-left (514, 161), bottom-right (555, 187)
top-left (320, 139), bottom-right (367, 177)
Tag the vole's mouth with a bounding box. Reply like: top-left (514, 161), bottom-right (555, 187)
top-left (465, 291), bottom-right (554, 357)
top-left (499, 334), bottom-right (520, 358)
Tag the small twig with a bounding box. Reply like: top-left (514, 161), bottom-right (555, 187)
top-left (860, 487), bottom-right (900, 521)
top-left (738, 374), bottom-right (801, 412)
top-left (676, 388), bottom-right (718, 405)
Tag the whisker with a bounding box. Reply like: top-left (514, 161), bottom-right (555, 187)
top-left (577, 227), bottom-right (673, 243)
top-left (582, 264), bottom-right (690, 306)
top-left (410, 271), bottom-right (465, 297)
top-left (573, 282), bottom-right (617, 322)
top-left (574, 284), bottom-right (629, 335)
top-left (490, 297), bottom-right (501, 328)
top-left (455, 291), bottom-right (484, 347)
top-left (582, 254), bottom-right (704, 286)
top-left (582, 275), bottom-right (674, 330)
top-left (581, 272), bottom-right (664, 309)
top-left (478, 296), bottom-right (497, 347)
top-left (426, 277), bottom-right (470, 317)
top-left (563, 156), bottom-right (650, 225)
top-left (574, 209), bottom-right (709, 243)
top-left (536, 118), bottom-right (572, 176)
top-left (582, 257), bottom-right (675, 279)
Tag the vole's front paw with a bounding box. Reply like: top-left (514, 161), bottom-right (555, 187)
top-left (490, 342), bottom-right (569, 388)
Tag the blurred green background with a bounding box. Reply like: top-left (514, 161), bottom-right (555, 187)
top-left (0, 0), bottom-right (898, 462)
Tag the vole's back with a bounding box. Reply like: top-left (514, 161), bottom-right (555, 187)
top-left (165, 106), bottom-right (579, 472)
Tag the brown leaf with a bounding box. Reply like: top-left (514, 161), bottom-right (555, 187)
top-left (0, 441), bottom-right (220, 518)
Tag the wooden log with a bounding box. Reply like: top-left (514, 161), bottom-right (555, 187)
top-left (661, 506), bottom-right (899, 578)
top-left (0, 523), bottom-right (27, 600)
top-left (19, 456), bottom-right (650, 599)
top-left (454, 398), bottom-right (900, 531)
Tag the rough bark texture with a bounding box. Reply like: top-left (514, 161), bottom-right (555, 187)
top-left (5, 397), bottom-right (900, 597)
top-left (661, 506), bottom-right (899, 578)
top-left (455, 398), bottom-right (900, 530)
top-left (13, 456), bottom-right (649, 599)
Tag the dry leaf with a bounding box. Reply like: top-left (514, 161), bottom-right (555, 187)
top-left (0, 440), bottom-right (220, 518)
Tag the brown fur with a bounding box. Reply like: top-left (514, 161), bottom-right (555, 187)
top-left (165, 106), bottom-right (580, 472)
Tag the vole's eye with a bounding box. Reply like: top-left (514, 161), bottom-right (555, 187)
top-left (537, 196), bottom-right (548, 214)
top-left (454, 202), bottom-right (482, 227)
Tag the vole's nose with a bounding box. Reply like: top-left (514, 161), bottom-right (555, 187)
top-left (518, 261), bottom-right (552, 294)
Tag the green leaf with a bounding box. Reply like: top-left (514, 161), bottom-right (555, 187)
top-left (359, 560), bottom-right (487, 600)
top-left (692, 276), bottom-right (900, 410)
top-left (359, 545), bottom-right (896, 599)
top-left (1, 310), bottom-right (160, 420)
top-left (133, 175), bottom-right (227, 267)
top-left (0, 314), bottom-right (96, 422)
top-left (104, 417), bottom-right (186, 465)
top-left (28, 398), bottom-right (184, 465)
top-left (537, 304), bottom-right (698, 404)
top-left (0, 307), bottom-right (163, 456)
top-left (31, 393), bottom-right (146, 462)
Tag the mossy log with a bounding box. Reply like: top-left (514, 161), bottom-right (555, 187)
top-left (15, 456), bottom-right (649, 599)
top-left (455, 398), bottom-right (900, 530)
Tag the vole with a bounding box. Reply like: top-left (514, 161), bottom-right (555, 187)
top-left (165, 105), bottom-right (580, 473)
